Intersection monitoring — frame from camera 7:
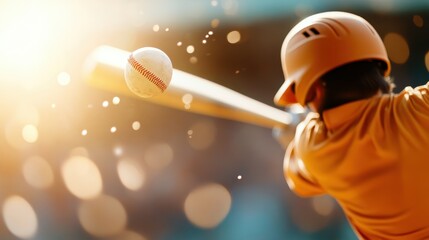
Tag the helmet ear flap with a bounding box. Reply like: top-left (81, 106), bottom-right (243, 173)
top-left (305, 86), bottom-right (317, 104)
top-left (304, 80), bottom-right (323, 104)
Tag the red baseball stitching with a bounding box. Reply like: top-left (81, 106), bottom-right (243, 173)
top-left (128, 54), bottom-right (167, 92)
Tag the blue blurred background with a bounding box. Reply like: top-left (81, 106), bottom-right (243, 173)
top-left (0, 0), bottom-right (428, 239)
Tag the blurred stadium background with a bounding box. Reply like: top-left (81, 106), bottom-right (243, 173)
top-left (0, 0), bottom-right (428, 239)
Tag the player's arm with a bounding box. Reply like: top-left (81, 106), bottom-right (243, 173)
top-left (284, 141), bottom-right (325, 197)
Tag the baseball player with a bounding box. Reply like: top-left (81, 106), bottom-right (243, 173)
top-left (274, 11), bottom-right (429, 239)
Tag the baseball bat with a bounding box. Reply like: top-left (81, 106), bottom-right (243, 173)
top-left (82, 45), bottom-right (294, 128)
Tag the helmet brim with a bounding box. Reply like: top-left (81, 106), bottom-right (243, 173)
top-left (274, 79), bottom-right (297, 107)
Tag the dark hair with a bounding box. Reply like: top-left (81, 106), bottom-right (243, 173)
top-left (319, 60), bottom-right (394, 111)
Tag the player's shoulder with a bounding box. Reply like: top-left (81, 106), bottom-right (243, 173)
top-left (394, 84), bottom-right (429, 109)
top-left (378, 84), bottom-right (429, 132)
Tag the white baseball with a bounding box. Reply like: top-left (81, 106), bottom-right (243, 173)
top-left (124, 47), bottom-right (173, 98)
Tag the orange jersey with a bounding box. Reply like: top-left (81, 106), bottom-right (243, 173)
top-left (284, 83), bottom-right (429, 239)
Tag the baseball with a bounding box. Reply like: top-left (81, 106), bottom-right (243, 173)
top-left (124, 47), bottom-right (173, 98)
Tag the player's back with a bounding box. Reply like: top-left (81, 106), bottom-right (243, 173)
top-left (296, 83), bottom-right (429, 239)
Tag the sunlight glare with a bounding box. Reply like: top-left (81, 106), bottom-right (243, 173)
top-left (0, 2), bottom-right (53, 83)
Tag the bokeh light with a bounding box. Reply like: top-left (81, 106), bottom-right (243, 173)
top-left (117, 158), bottom-right (146, 191)
top-left (294, 4), bottom-right (314, 18)
top-left (186, 45), bottom-right (195, 54)
top-left (184, 183), bottom-right (232, 229)
top-left (57, 71), bottom-right (71, 86)
top-left (81, 129), bottom-right (88, 136)
top-left (61, 155), bottom-right (103, 199)
top-left (425, 51), bottom-right (429, 72)
top-left (182, 94), bottom-right (193, 105)
top-left (4, 104), bottom-right (40, 149)
top-left (222, 0), bottom-right (239, 15)
top-left (144, 143), bottom-right (174, 171)
top-left (132, 121), bottom-right (141, 131)
top-left (413, 15), bottom-right (424, 27)
top-left (2, 195), bottom-right (38, 239)
top-left (211, 18), bottom-right (220, 28)
top-left (22, 124), bottom-right (39, 143)
top-left (311, 196), bottom-right (336, 216)
top-left (114, 146), bottom-right (124, 157)
top-left (78, 194), bottom-right (127, 237)
top-left (190, 56), bottom-right (198, 64)
top-left (227, 30), bottom-right (241, 44)
top-left (69, 147), bottom-right (90, 157)
top-left (383, 32), bottom-right (410, 64)
top-left (182, 93), bottom-right (193, 109)
top-left (112, 96), bottom-right (121, 105)
top-left (110, 230), bottom-right (148, 240)
top-left (23, 156), bottom-right (55, 189)
top-left (368, 0), bottom-right (395, 12)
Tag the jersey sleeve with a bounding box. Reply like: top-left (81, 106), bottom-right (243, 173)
top-left (415, 82), bottom-right (429, 108)
top-left (283, 141), bottom-right (325, 197)
top-left (400, 83), bottom-right (429, 113)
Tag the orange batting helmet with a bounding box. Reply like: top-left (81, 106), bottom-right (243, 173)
top-left (274, 11), bottom-right (391, 106)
